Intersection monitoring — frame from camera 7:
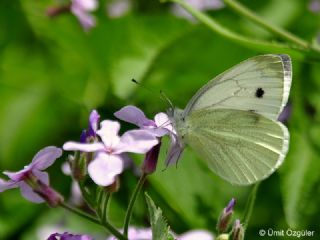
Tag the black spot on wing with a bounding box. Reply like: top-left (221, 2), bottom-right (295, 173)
top-left (255, 88), bottom-right (265, 98)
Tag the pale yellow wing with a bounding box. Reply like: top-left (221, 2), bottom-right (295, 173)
top-left (184, 108), bottom-right (289, 185)
top-left (184, 54), bottom-right (292, 120)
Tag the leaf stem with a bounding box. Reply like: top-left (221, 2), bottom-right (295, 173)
top-left (223, 0), bottom-right (310, 50)
top-left (167, 0), bottom-right (305, 59)
top-left (123, 174), bottom-right (147, 237)
top-left (242, 182), bottom-right (260, 229)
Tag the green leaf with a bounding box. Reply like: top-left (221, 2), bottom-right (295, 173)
top-left (145, 193), bottom-right (172, 240)
top-left (280, 132), bottom-right (320, 228)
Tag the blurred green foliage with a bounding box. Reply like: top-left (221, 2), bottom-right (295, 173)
top-left (1, 0), bottom-right (320, 239)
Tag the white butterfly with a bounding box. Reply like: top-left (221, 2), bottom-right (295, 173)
top-left (167, 54), bottom-right (292, 185)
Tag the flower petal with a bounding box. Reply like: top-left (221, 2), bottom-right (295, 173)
top-left (63, 142), bottom-right (105, 152)
top-left (119, 153), bottom-right (133, 169)
top-left (0, 178), bottom-right (19, 192)
top-left (19, 181), bottom-right (44, 203)
top-left (62, 162), bottom-right (71, 176)
top-left (97, 120), bottom-right (121, 148)
top-left (165, 133), bottom-right (184, 166)
top-left (154, 112), bottom-right (176, 134)
top-left (80, 129), bottom-right (87, 143)
top-left (33, 170), bottom-right (50, 185)
top-left (71, 7), bottom-right (96, 31)
top-left (3, 168), bottom-right (30, 181)
top-left (114, 106), bottom-right (156, 128)
top-left (48, 232), bottom-right (93, 240)
top-left (31, 146), bottom-right (63, 170)
top-left (88, 109), bottom-right (100, 137)
top-left (145, 128), bottom-right (169, 137)
top-left (114, 130), bottom-right (158, 154)
top-left (71, 0), bottom-right (98, 11)
top-left (70, 181), bottom-right (83, 205)
top-left (88, 153), bottom-right (124, 186)
top-left (107, 0), bottom-right (131, 18)
top-left (154, 112), bottom-right (169, 126)
top-left (179, 230), bottom-right (214, 240)
top-left (128, 227), bottom-right (152, 240)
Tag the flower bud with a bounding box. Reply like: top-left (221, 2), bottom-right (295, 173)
top-left (231, 219), bottom-right (244, 240)
top-left (217, 198), bottom-right (236, 233)
top-left (80, 130), bottom-right (87, 143)
top-left (73, 153), bottom-right (87, 181)
top-left (33, 180), bottom-right (64, 207)
top-left (141, 142), bottom-right (161, 174)
top-left (216, 234), bottom-right (230, 240)
top-left (46, 5), bottom-right (71, 18)
top-left (106, 176), bottom-right (120, 193)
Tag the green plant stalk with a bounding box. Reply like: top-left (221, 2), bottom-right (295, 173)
top-left (123, 174), bottom-right (147, 237)
top-left (102, 193), bottom-right (111, 223)
top-left (60, 202), bottom-right (127, 240)
top-left (167, 0), bottom-right (305, 60)
top-left (223, 0), bottom-right (310, 50)
top-left (60, 202), bottom-right (100, 224)
top-left (242, 182), bottom-right (260, 228)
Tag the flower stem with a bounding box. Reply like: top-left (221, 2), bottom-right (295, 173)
top-left (123, 174), bottom-right (147, 237)
top-left (102, 217), bottom-right (127, 240)
top-left (98, 192), bottom-right (111, 224)
top-left (223, 0), bottom-right (310, 50)
top-left (166, 0), bottom-right (305, 59)
top-left (60, 202), bottom-right (127, 240)
top-left (168, 0), bottom-right (307, 59)
top-left (60, 202), bottom-right (100, 224)
top-left (102, 193), bottom-right (111, 222)
top-left (242, 182), bottom-right (260, 229)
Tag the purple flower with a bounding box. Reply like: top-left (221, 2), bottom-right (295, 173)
top-left (62, 163), bottom-right (83, 205)
top-left (309, 0), bottom-right (320, 12)
top-left (106, 227), bottom-right (214, 240)
top-left (106, 227), bottom-right (152, 240)
top-left (48, 232), bottom-right (93, 240)
top-left (88, 109), bottom-right (100, 138)
top-left (225, 198), bottom-right (236, 213)
top-left (0, 146), bottom-right (62, 204)
top-left (106, 0), bottom-right (131, 18)
top-left (278, 104), bottom-right (291, 123)
top-left (179, 230), bottom-right (214, 240)
top-left (217, 198), bottom-right (236, 233)
top-left (71, 0), bottom-right (98, 31)
top-left (141, 142), bottom-right (161, 174)
top-left (81, 109), bottom-right (100, 143)
top-left (63, 120), bottom-right (158, 186)
top-left (115, 105), bottom-right (183, 166)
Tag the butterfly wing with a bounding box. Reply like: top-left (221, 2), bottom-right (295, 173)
top-left (183, 54), bottom-right (292, 120)
top-left (183, 108), bottom-right (289, 185)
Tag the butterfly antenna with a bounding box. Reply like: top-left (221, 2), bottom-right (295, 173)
top-left (131, 79), bottom-right (173, 109)
top-left (160, 90), bottom-right (174, 109)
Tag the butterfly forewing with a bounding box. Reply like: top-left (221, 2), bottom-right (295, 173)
top-left (183, 109), bottom-right (289, 185)
top-left (184, 54), bottom-right (292, 120)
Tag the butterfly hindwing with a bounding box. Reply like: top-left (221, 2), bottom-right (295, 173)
top-left (184, 54), bottom-right (292, 120)
top-left (183, 108), bottom-right (289, 185)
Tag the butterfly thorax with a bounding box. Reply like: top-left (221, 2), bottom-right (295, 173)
top-left (168, 108), bottom-right (189, 143)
